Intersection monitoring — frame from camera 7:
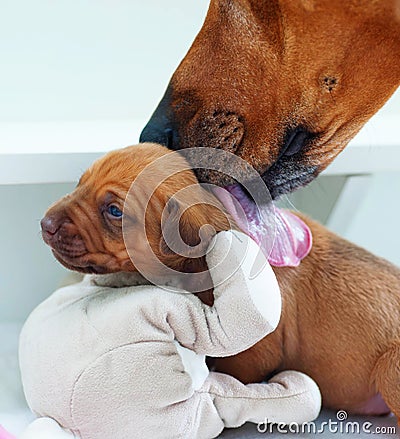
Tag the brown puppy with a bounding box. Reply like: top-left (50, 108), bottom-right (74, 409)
top-left (41, 143), bottom-right (400, 419)
top-left (140, 0), bottom-right (400, 198)
top-left (41, 143), bottom-right (231, 305)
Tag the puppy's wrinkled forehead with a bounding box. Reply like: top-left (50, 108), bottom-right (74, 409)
top-left (78, 143), bottom-right (196, 202)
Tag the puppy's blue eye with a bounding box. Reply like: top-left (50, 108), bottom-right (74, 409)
top-left (107, 205), bottom-right (123, 218)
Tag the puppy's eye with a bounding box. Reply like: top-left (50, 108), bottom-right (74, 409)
top-left (106, 204), bottom-right (123, 218)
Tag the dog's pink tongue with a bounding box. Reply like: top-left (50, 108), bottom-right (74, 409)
top-left (213, 185), bottom-right (312, 267)
top-left (268, 208), bottom-right (313, 267)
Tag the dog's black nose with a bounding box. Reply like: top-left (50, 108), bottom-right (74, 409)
top-left (140, 123), bottom-right (176, 149)
top-left (140, 84), bottom-right (181, 150)
top-left (41, 216), bottom-right (60, 236)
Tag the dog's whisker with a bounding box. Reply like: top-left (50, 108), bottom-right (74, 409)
top-left (281, 194), bottom-right (300, 213)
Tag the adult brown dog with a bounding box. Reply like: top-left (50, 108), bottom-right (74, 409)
top-left (140, 0), bottom-right (400, 199)
top-left (41, 143), bottom-right (400, 418)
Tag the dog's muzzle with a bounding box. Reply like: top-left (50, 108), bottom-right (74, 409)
top-left (41, 215), bottom-right (87, 261)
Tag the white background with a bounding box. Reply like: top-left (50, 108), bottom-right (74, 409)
top-left (0, 0), bottom-right (209, 124)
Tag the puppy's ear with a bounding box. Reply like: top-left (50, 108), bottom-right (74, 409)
top-left (160, 198), bottom-right (215, 306)
top-left (160, 197), bottom-right (214, 257)
top-left (191, 258), bottom-right (215, 307)
top-left (195, 290), bottom-right (214, 306)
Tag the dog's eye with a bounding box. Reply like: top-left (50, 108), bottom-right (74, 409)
top-left (106, 205), bottom-right (123, 218)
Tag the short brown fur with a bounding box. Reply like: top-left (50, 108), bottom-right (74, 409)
top-left (141, 0), bottom-right (400, 198)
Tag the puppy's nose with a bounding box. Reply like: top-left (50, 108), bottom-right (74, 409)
top-left (41, 216), bottom-right (60, 236)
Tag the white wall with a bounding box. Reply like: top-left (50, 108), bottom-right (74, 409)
top-left (0, 0), bottom-right (209, 125)
top-left (340, 172), bottom-right (400, 266)
top-left (0, 184), bottom-right (74, 322)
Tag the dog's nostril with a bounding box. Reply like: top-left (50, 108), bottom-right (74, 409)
top-left (140, 124), bottom-right (178, 150)
top-left (41, 217), bottom-right (60, 235)
top-left (164, 128), bottom-right (174, 149)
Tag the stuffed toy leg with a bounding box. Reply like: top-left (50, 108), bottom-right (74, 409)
top-left (20, 371), bottom-right (319, 439)
top-left (19, 231), bottom-right (321, 439)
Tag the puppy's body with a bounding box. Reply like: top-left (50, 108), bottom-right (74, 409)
top-left (215, 217), bottom-right (400, 415)
top-left (41, 143), bottom-right (400, 418)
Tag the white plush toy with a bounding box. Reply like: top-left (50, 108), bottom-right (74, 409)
top-left (19, 231), bottom-right (321, 439)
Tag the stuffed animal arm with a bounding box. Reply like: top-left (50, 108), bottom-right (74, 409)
top-left (154, 230), bottom-right (282, 358)
top-left (19, 231), bottom-right (321, 439)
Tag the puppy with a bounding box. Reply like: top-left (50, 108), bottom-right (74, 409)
top-left (41, 143), bottom-right (235, 306)
top-left (41, 143), bottom-right (400, 419)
